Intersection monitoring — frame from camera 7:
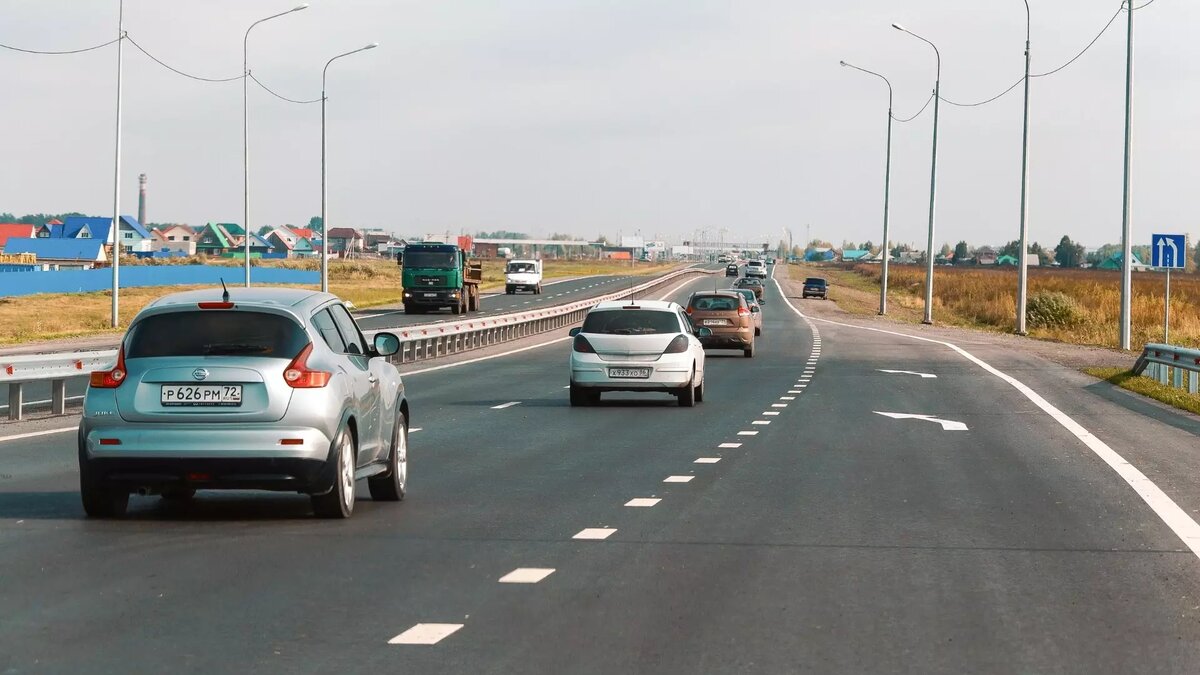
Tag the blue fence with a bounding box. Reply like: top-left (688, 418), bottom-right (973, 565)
top-left (0, 265), bottom-right (319, 298)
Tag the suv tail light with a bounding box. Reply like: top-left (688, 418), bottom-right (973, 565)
top-left (664, 335), bottom-right (689, 354)
top-left (90, 346), bottom-right (127, 389)
top-left (572, 334), bottom-right (596, 354)
top-left (737, 307), bottom-right (751, 317)
top-left (284, 343), bottom-right (331, 388)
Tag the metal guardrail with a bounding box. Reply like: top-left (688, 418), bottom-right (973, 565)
top-left (1132, 343), bottom-right (1200, 393)
top-left (0, 267), bottom-right (716, 421)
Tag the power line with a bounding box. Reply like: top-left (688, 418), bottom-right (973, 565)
top-left (249, 72), bottom-right (321, 104)
top-left (0, 36), bottom-right (121, 55)
top-left (937, 2), bottom-right (1128, 108)
top-left (125, 34), bottom-right (243, 82)
top-left (892, 92), bottom-right (934, 123)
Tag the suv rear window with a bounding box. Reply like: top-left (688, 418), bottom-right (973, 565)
top-left (804, 278), bottom-right (827, 286)
top-left (581, 309), bottom-right (681, 335)
top-left (125, 311), bottom-right (308, 358)
top-left (689, 295), bottom-right (741, 311)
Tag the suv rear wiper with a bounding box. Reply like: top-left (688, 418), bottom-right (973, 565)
top-left (202, 343), bottom-right (271, 355)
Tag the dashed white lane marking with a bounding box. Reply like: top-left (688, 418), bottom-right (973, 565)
top-left (389, 623), bottom-right (464, 645)
top-left (776, 274), bottom-right (1200, 562)
top-left (491, 401), bottom-right (522, 409)
top-left (772, 403), bottom-right (788, 408)
top-left (695, 457), bottom-right (721, 464)
top-left (719, 442), bottom-right (742, 448)
top-left (752, 420), bottom-right (771, 425)
top-left (664, 475), bottom-right (694, 483)
top-left (499, 568), bottom-right (556, 584)
top-left (563, 385), bottom-right (571, 389)
top-left (737, 430), bottom-right (759, 436)
top-left (0, 427), bottom-right (76, 444)
top-left (410, 427), bottom-right (423, 433)
top-left (574, 528), bottom-right (617, 540)
top-left (788, 390), bottom-right (803, 394)
top-left (781, 396), bottom-right (796, 400)
top-left (626, 498), bottom-right (661, 507)
top-left (879, 369), bottom-right (938, 378)
top-left (798, 379), bottom-right (811, 383)
top-left (875, 411), bottom-right (969, 431)
top-left (764, 411), bottom-right (781, 416)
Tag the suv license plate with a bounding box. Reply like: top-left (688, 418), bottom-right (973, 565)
top-left (161, 384), bottom-right (243, 407)
top-left (608, 368), bottom-right (651, 379)
top-left (702, 319), bottom-right (728, 326)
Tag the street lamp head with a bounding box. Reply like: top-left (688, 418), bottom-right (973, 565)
top-left (839, 60), bottom-right (847, 67)
top-left (891, 23), bottom-right (905, 31)
top-left (292, 3), bottom-right (310, 12)
top-left (365, 42), bottom-right (379, 50)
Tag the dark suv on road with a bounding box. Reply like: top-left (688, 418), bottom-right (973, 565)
top-left (802, 277), bottom-right (828, 299)
top-left (725, 263), bottom-right (739, 277)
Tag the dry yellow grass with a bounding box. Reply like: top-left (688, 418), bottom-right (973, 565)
top-left (0, 257), bottom-right (678, 345)
top-left (791, 262), bottom-right (1194, 350)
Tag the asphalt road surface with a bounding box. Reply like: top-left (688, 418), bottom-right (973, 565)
top-left (4, 268), bottom-right (1200, 673)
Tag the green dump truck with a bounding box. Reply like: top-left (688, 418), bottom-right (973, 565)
top-left (399, 241), bottom-right (483, 315)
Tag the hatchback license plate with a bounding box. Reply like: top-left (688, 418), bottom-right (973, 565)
top-left (161, 384), bottom-right (243, 407)
top-left (702, 319), bottom-right (728, 326)
top-left (608, 368), bottom-right (651, 379)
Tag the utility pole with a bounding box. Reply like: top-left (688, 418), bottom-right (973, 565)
top-left (1118, 0), bottom-right (1135, 350)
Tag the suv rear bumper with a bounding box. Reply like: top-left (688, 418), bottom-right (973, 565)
top-left (82, 456), bottom-right (333, 493)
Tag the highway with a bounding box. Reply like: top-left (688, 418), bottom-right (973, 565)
top-left (4, 268), bottom-right (1200, 673)
top-left (352, 273), bottom-right (650, 332)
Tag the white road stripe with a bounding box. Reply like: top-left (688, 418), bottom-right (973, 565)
top-left (695, 457), bottom-right (721, 464)
top-left (389, 624), bottom-right (463, 645)
top-left (719, 442), bottom-right (742, 448)
top-left (772, 403), bottom-right (788, 408)
top-left (781, 396), bottom-right (795, 400)
top-left (737, 431), bottom-right (759, 436)
top-left (764, 411), bottom-right (781, 416)
top-left (752, 420), bottom-right (771, 425)
top-left (573, 527), bottom-right (617, 540)
top-left (0, 427), bottom-right (76, 444)
top-left (499, 568), bottom-right (556, 584)
top-left (773, 275), bottom-right (1200, 561)
top-left (664, 475), bottom-right (694, 483)
top-left (491, 401), bottom-right (522, 409)
top-left (625, 498), bottom-right (661, 507)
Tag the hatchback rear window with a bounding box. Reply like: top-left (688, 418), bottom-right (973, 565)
top-left (125, 311), bottom-right (308, 358)
top-left (689, 295), bottom-right (740, 311)
top-left (581, 309), bottom-right (681, 335)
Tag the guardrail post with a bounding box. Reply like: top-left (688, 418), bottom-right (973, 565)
top-left (1191, 371), bottom-right (1198, 395)
top-left (8, 382), bottom-right (23, 421)
top-left (1174, 367), bottom-right (1184, 389)
top-left (51, 379), bottom-right (67, 415)
top-left (1160, 365), bottom-right (1170, 385)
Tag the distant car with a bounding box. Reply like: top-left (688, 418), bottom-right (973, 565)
top-left (725, 263), bottom-right (739, 277)
top-left (568, 300), bottom-right (708, 407)
top-left (745, 260), bottom-right (767, 278)
top-left (686, 291), bottom-right (755, 358)
top-left (766, 258), bottom-right (775, 265)
top-left (730, 288), bottom-right (763, 336)
top-left (78, 288), bottom-right (409, 519)
top-left (717, 254), bottom-right (732, 264)
top-left (802, 277), bottom-right (828, 299)
top-left (733, 276), bottom-right (764, 301)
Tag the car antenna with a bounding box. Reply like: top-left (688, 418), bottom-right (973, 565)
top-left (220, 278), bottom-right (230, 304)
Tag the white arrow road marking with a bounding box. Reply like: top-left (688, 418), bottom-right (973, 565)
top-left (874, 411), bottom-right (968, 431)
top-left (878, 369), bottom-right (938, 379)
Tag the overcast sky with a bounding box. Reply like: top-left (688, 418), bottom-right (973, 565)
top-left (1, 0), bottom-right (1195, 249)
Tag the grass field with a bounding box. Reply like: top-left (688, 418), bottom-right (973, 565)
top-left (795, 262), bottom-right (1193, 350)
top-left (0, 257), bottom-right (676, 346)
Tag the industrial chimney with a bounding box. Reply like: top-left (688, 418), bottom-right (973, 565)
top-left (138, 173), bottom-right (147, 226)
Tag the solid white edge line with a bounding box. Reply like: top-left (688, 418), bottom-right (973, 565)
top-left (772, 275), bottom-right (1200, 559)
top-left (0, 426), bottom-right (76, 444)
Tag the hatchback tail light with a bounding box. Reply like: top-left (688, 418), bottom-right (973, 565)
top-left (90, 346), bottom-right (127, 389)
top-left (685, 306), bottom-right (694, 315)
top-left (572, 334), bottom-right (596, 354)
top-left (663, 335), bottom-right (689, 354)
top-left (737, 307), bottom-right (751, 317)
top-left (284, 343), bottom-right (332, 388)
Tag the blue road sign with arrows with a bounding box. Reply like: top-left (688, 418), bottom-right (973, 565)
top-left (1152, 233), bottom-right (1186, 269)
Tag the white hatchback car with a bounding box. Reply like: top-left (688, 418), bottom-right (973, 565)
top-left (568, 300), bottom-right (709, 407)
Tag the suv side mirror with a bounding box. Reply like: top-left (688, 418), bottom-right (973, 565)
top-left (373, 332), bottom-right (401, 357)
top-left (695, 327), bottom-right (713, 338)
top-left (751, 305), bottom-right (760, 313)
top-left (568, 327), bottom-right (582, 337)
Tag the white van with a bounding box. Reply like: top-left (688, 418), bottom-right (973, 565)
top-left (505, 259), bottom-right (543, 294)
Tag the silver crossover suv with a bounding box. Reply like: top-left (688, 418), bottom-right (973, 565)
top-left (79, 288), bottom-right (408, 519)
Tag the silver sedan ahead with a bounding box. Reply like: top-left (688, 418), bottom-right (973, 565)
top-left (79, 287), bottom-right (409, 519)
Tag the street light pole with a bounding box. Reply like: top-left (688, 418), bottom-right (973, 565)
top-left (840, 60), bottom-right (893, 315)
top-left (110, 0), bottom-right (125, 328)
top-left (1119, 1), bottom-right (1135, 350)
top-left (1016, 0), bottom-right (1032, 335)
top-left (243, 4), bottom-right (309, 288)
top-left (894, 23), bottom-right (941, 325)
top-left (321, 43), bottom-right (378, 294)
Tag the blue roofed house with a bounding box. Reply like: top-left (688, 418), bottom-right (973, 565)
top-left (841, 249), bottom-right (870, 263)
top-left (35, 215), bottom-right (153, 253)
top-left (3, 237), bottom-right (108, 268)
